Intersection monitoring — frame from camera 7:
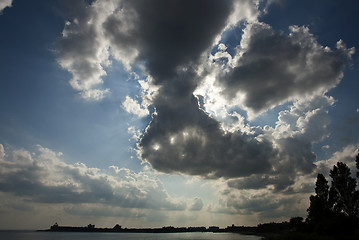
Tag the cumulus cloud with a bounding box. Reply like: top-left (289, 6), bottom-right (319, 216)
top-left (315, 144), bottom-right (358, 177)
top-left (123, 1), bottom-right (350, 184)
top-left (57, 0), bottom-right (237, 100)
top-left (57, 0), bottom-right (355, 201)
top-left (217, 23), bottom-right (354, 115)
top-left (0, 0), bottom-right (12, 14)
top-left (112, 0), bottom-right (277, 179)
top-left (214, 183), bottom-right (310, 221)
top-left (139, 98), bottom-right (276, 179)
top-left (111, 0), bottom-right (233, 81)
top-left (221, 143), bottom-right (359, 220)
top-left (0, 145), bottom-right (185, 211)
top-left (57, 0), bottom-right (114, 100)
top-left (122, 96), bottom-right (149, 117)
top-left (222, 94), bottom-right (336, 193)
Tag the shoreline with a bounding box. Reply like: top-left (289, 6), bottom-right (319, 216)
top-left (37, 223), bottom-right (259, 235)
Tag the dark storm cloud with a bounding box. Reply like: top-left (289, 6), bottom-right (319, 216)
top-left (227, 175), bottom-right (274, 190)
top-left (138, 69), bottom-right (277, 178)
top-left (111, 1), bottom-right (352, 180)
top-left (56, 0), bottom-right (283, 179)
top-left (219, 23), bottom-right (354, 112)
top-left (57, 0), bottom-right (354, 188)
top-left (227, 172), bottom-right (296, 192)
top-left (104, 0), bottom-right (233, 81)
top-left (139, 91), bottom-right (277, 178)
top-left (103, 0), bottom-right (278, 178)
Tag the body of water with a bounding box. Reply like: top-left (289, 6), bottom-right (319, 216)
top-left (0, 231), bottom-right (262, 240)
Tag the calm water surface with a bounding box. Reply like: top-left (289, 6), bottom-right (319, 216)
top-left (0, 231), bottom-right (262, 240)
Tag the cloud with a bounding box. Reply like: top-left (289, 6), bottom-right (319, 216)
top-left (214, 184), bottom-right (311, 221)
top-left (106, 0), bottom-right (233, 81)
top-left (139, 88), bottom-right (337, 184)
top-left (217, 23), bottom-right (354, 115)
top-left (130, 2), bottom-right (350, 183)
top-left (139, 102), bottom-right (276, 179)
top-left (57, 0), bottom-right (112, 100)
top-left (0, 0), bottom-right (12, 14)
top-left (122, 96), bottom-right (149, 118)
top-left (219, 144), bottom-right (359, 220)
top-left (113, 1), bottom-right (277, 179)
top-left (57, 0), bottom-right (355, 201)
top-left (322, 145), bottom-right (330, 150)
top-left (65, 204), bottom-right (147, 218)
top-left (0, 145), bottom-right (185, 211)
top-left (189, 198), bottom-right (203, 211)
top-left (0, 144), bottom-right (5, 159)
top-left (222, 95), bottom-right (336, 193)
top-left (315, 144), bottom-right (358, 178)
top-left (57, 0), bottom-right (239, 100)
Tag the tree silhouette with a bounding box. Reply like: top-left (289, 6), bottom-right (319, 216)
top-left (329, 162), bottom-right (358, 218)
top-left (307, 155), bottom-right (359, 234)
top-left (307, 174), bottom-right (331, 232)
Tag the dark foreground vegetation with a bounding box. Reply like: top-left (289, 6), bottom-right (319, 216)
top-left (262, 152), bottom-right (359, 240)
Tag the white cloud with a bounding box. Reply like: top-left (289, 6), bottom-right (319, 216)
top-left (222, 95), bottom-right (337, 194)
top-left (0, 0), bottom-right (12, 14)
top-left (322, 145), bottom-right (330, 150)
top-left (57, 0), bottom-right (122, 101)
top-left (80, 88), bottom-right (110, 101)
top-left (270, 95), bottom-right (335, 143)
top-left (226, 0), bottom-right (259, 27)
top-left (122, 96), bottom-right (149, 118)
top-left (0, 144), bottom-right (5, 159)
top-left (0, 144), bottom-right (185, 211)
top-left (128, 126), bottom-right (142, 140)
top-left (315, 144), bottom-right (358, 177)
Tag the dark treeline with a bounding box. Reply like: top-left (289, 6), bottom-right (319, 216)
top-left (41, 223), bottom-right (253, 234)
top-left (264, 152), bottom-right (359, 240)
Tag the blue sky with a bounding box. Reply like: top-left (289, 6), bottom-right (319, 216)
top-left (0, 0), bottom-right (358, 230)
